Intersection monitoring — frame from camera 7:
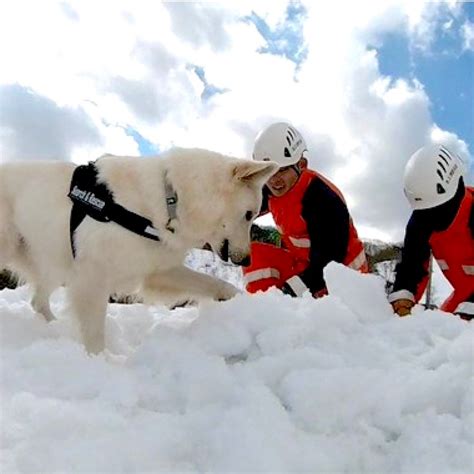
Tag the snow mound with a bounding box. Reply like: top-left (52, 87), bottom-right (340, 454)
top-left (1, 263), bottom-right (472, 473)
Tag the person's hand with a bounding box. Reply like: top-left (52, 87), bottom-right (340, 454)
top-left (391, 299), bottom-right (415, 317)
top-left (313, 288), bottom-right (328, 299)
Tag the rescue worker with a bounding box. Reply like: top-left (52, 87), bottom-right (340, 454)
top-left (243, 122), bottom-right (368, 298)
top-left (389, 144), bottom-right (474, 320)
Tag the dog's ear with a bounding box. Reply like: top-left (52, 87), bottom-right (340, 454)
top-left (232, 160), bottom-right (279, 186)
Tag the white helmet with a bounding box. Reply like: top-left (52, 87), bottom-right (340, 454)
top-left (253, 122), bottom-right (307, 166)
top-left (404, 144), bottom-right (464, 210)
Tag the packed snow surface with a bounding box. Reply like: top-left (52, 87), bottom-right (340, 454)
top-left (1, 263), bottom-right (472, 473)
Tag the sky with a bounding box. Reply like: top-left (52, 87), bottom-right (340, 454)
top-left (0, 0), bottom-right (473, 242)
top-left (1, 260), bottom-right (472, 473)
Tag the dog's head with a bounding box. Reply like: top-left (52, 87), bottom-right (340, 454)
top-left (164, 148), bottom-right (278, 266)
top-left (205, 159), bottom-right (279, 266)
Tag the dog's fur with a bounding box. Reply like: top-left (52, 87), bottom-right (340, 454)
top-left (0, 148), bottom-right (278, 353)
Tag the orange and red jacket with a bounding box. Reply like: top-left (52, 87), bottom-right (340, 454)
top-left (261, 168), bottom-right (367, 294)
top-left (391, 185), bottom-right (474, 311)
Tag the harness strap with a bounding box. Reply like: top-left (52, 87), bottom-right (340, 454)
top-left (68, 161), bottom-right (176, 258)
top-left (106, 202), bottom-right (161, 241)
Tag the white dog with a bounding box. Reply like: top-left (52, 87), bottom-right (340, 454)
top-left (0, 148), bottom-right (278, 353)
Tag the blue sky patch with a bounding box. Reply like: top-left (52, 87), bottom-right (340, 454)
top-left (245, 2), bottom-right (307, 66)
top-left (191, 65), bottom-right (228, 101)
top-left (375, 3), bottom-right (473, 154)
top-left (125, 126), bottom-right (157, 156)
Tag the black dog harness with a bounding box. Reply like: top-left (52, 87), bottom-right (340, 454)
top-left (68, 161), bottom-right (177, 257)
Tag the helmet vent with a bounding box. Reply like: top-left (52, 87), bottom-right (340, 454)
top-left (436, 169), bottom-right (444, 180)
top-left (439, 147), bottom-right (452, 162)
top-left (437, 183), bottom-right (446, 194)
top-left (284, 147), bottom-right (291, 158)
top-left (438, 154), bottom-right (449, 167)
top-left (286, 136), bottom-right (291, 146)
top-left (437, 161), bottom-right (447, 173)
top-left (287, 128), bottom-right (295, 141)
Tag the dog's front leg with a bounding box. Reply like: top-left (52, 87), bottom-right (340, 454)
top-left (31, 285), bottom-right (56, 322)
top-left (143, 266), bottom-right (241, 303)
top-left (67, 267), bottom-right (109, 354)
top-left (30, 278), bottom-right (60, 322)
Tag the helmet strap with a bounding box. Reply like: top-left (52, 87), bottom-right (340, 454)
top-left (292, 157), bottom-right (306, 178)
top-left (292, 164), bottom-right (302, 177)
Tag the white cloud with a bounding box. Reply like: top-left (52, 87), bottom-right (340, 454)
top-left (461, 20), bottom-right (474, 51)
top-left (0, 84), bottom-right (102, 161)
top-left (404, 0), bottom-right (462, 53)
top-left (0, 0), bottom-right (471, 241)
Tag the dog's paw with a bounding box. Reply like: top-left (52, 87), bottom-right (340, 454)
top-left (214, 282), bottom-right (241, 302)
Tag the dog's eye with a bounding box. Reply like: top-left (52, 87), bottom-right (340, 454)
top-left (245, 211), bottom-right (253, 221)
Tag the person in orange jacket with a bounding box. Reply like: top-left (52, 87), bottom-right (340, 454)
top-left (389, 144), bottom-right (474, 320)
top-left (243, 122), bottom-right (368, 298)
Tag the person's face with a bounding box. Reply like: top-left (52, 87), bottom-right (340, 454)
top-left (266, 161), bottom-right (302, 197)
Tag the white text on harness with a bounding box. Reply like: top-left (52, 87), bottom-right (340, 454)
top-left (70, 185), bottom-right (106, 210)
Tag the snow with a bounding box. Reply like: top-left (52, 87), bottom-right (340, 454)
top-left (1, 263), bottom-right (473, 473)
top-left (185, 249), bottom-right (244, 290)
